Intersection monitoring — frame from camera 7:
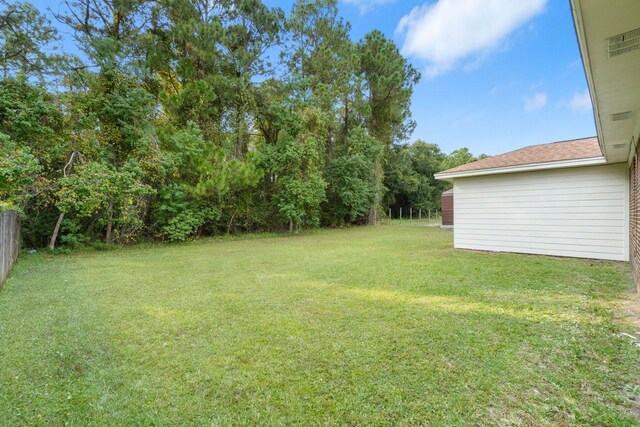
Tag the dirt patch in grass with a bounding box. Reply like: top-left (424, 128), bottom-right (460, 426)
top-left (619, 292), bottom-right (640, 335)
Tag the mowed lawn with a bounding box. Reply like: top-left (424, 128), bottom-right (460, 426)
top-left (1, 224), bottom-right (639, 425)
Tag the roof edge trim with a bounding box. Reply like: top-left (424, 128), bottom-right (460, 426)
top-left (434, 156), bottom-right (607, 180)
top-left (570, 0), bottom-right (608, 160)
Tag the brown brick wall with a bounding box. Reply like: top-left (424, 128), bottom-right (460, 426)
top-left (441, 192), bottom-right (453, 226)
top-left (630, 144), bottom-right (640, 289)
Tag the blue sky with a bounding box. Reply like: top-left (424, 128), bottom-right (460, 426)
top-left (333, 0), bottom-right (596, 156)
top-left (36, 0), bottom-right (595, 156)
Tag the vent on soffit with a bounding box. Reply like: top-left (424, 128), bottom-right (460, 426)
top-left (611, 111), bottom-right (632, 121)
top-left (612, 143), bottom-right (627, 149)
top-left (608, 28), bottom-right (640, 57)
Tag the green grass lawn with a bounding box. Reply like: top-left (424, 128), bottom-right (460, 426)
top-left (1, 224), bottom-right (639, 425)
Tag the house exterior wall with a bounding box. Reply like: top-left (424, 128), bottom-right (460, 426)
top-left (453, 163), bottom-right (629, 261)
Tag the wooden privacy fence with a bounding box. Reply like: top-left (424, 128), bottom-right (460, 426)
top-left (1, 210), bottom-right (20, 286)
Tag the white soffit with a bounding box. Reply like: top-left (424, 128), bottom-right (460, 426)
top-left (571, 0), bottom-right (640, 163)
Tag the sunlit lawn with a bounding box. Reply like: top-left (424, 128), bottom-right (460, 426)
top-left (0, 223), bottom-right (638, 425)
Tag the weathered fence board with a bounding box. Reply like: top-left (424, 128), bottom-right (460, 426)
top-left (0, 210), bottom-right (20, 286)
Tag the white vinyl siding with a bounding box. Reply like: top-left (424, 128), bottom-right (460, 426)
top-left (453, 163), bottom-right (629, 261)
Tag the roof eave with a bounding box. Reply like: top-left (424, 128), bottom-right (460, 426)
top-left (434, 156), bottom-right (607, 181)
top-left (570, 0), bottom-right (608, 161)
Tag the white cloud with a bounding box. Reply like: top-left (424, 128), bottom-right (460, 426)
top-left (569, 90), bottom-right (592, 111)
top-left (395, 0), bottom-right (547, 76)
top-left (342, 0), bottom-right (395, 14)
top-left (523, 92), bottom-right (547, 112)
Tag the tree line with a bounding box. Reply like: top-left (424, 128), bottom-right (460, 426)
top-left (0, 0), bottom-right (484, 248)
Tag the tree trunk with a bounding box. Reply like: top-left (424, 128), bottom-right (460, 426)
top-left (105, 198), bottom-right (114, 243)
top-left (48, 212), bottom-right (64, 250)
top-left (368, 159), bottom-right (384, 225)
top-left (227, 209), bottom-right (238, 235)
top-left (289, 217), bottom-right (294, 233)
top-left (49, 151), bottom-right (83, 250)
top-left (368, 205), bottom-right (377, 225)
top-left (235, 117), bottom-right (243, 158)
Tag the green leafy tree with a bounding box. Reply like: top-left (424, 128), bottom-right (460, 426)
top-left (327, 126), bottom-right (382, 224)
top-left (0, 134), bottom-right (41, 209)
top-left (0, 0), bottom-right (433, 248)
top-left (285, 0), bottom-right (352, 105)
top-left (383, 141), bottom-right (484, 214)
top-left (0, 1), bottom-right (70, 80)
top-left (383, 144), bottom-right (420, 212)
top-left (0, 75), bottom-right (65, 168)
top-left (64, 72), bottom-right (160, 243)
top-left (383, 141), bottom-right (447, 212)
top-left (147, 0), bottom-right (283, 156)
top-left (154, 122), bottom-right (260, 241)
top-left (259, 107), bottom-right (328, 232)
top-left (358, 30), bottom-right (420, 224)
top-left (0, 76), bottom-right (66, 245)
top-left (442, 147), bottom-right (479, 170)
top-left (55, 0), bottom-right (161, 244)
